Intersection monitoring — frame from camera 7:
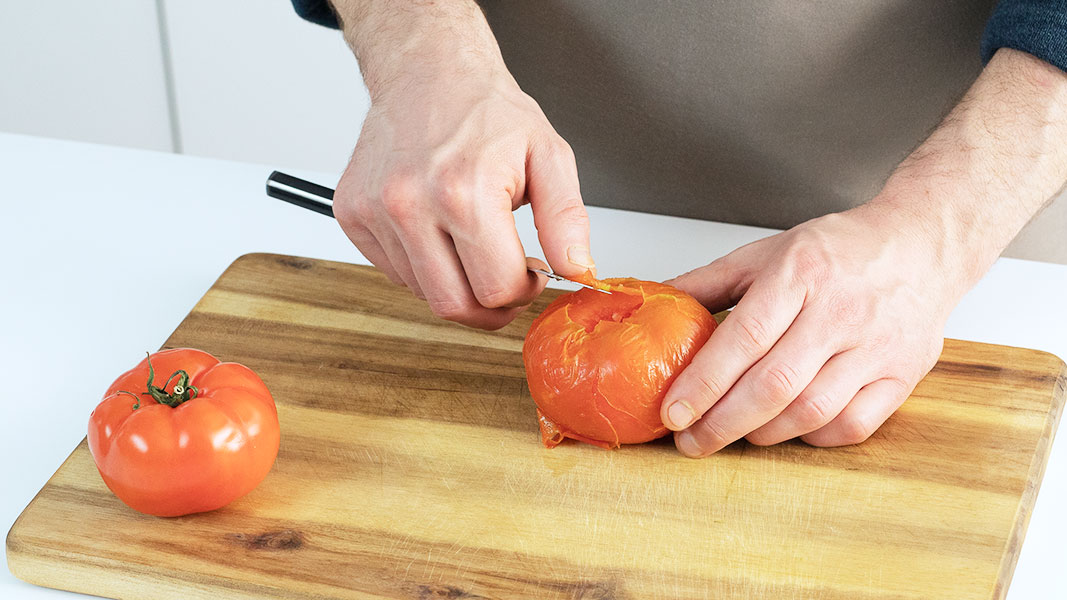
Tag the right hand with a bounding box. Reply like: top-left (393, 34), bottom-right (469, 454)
top-left (333, 32), bottom-right (593, 330)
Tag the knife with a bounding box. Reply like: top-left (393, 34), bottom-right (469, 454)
top-left (265, 171), bottom-right (609, 294)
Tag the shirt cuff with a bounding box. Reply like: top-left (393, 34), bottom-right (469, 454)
top-left (981, 0), bottom-right (1067, 73)
top-left (291, 0), bottom-right (340, 29)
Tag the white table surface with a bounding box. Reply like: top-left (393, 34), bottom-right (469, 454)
top-left (1, 132), bottom-right (1064, 598)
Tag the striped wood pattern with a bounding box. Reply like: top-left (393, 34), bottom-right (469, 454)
top-left (7, 253), bottom-right (1065, 599)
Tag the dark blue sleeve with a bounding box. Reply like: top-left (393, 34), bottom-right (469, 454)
top-left (291, 0), bottom-right (339, 29)
top-left (981, 0), bottom-right (1067, 72)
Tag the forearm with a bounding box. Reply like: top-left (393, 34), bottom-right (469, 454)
top-left (328, 0), bottom-right (507, 102)
top-left (870, 48), bottom-right (1067, 287)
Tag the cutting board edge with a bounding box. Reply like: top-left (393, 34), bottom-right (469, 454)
top-left (6, 440), bottom-right (90, 586)
top-left (8, 526), bottom-right (267, 600)
top-left (5, 439), bottom-right (273, 600)
top-left (994, 358), bottom-right (1067, 600)
top-left (6, 541), bottom-right (108, 600)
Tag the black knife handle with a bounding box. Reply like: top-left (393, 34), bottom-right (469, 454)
top-left (266, 171), bottom-right (336, 218)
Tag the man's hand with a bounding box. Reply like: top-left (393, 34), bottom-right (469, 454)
top-left (661, 48), bottom-right (1067, 457)
top-left (660, 205), bottom-right (957, 455)
top-left (330, 0), bottom-right (593, 329)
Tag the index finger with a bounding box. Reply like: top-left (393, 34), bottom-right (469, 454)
top-left (660, 277), bottom-right (805, 431)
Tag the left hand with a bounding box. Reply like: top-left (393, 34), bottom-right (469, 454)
top-left (659, 202), bottom-right (967, 456)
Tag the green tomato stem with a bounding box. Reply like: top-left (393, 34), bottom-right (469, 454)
top-left (125, 353), bottom-right (199, 410)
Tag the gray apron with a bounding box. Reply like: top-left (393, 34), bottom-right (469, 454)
top-left (481, 0), bottom-right (1066, 263)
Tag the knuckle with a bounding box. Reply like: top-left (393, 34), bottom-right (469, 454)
top-left (475, 285), bottom-right (521, 309)
top-left (733, 313), bottom-right (772, 355)
top-left (428, 298), bottom-right (510, 330)
top-left (689, 372), bottom-right (727, 405)
top-left (550, 137), bottom-right (576, 161)
top-left (754, 362), bottom-right (803, 408)
top-left (434, 172), bottom-right (471, 218)
top-left (333, 199), bottom-right (357, 229)
top-left (382, 195), bottom-right (414, 222)
top-left (785, 238), bottom-right (832, 285)
top-left (794, 391), bottom-right (838, 429)
top-left (796, 253), bottom-right (829, 283)
top-left (885, 376), bottom-right (914, 401)
top-left (380, 174), bottom-right (420, 221)
top-left (552, 202), bottom-right (589, 229)
top-left (692, 417), bottom-right (732, 451)
top-left (885, 339), bottom-right (939, 383)
top-left (333, 190), bottom-right (373, 229)
top-left (428, 298), bottom-right (469, 322)
top-left (334, 173), bottom-right (357, 203)
top-left (764, 362), bottom-right (802, 396)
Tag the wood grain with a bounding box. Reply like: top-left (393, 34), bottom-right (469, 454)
top-left (7, 253), bottom-right (1065, 600)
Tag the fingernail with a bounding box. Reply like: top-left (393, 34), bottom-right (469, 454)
top-left (667, 401), bottom-right (695, 429)
top-left (566, 245), bottom-right (595, 270)
top-left (676, 430), bottom-right (703, 458)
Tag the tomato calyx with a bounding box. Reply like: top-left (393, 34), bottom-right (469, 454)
top-left (124, 353), bottom-right (199, 410)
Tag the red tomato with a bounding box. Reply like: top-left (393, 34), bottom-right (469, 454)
top-left (88, 348), bottom-right (280, 517)
top-left (524, 276), bottom-right (716, 449)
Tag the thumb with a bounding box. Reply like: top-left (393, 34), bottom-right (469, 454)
top-left (526, 136), bottom-right (594, 278)
top-left (666, 255), bottom-right (754, 314)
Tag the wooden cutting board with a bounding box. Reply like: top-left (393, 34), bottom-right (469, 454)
top-left (7, 253), bottom-right (1065, 600)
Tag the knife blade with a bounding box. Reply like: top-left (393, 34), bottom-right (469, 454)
top-left (527, 268), bottom-right (609, 294)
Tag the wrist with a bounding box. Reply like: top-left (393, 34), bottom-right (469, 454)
top-left (853, 194), bottom-right (977, 307)
top-left (861, 186), bottom-right (987, 300)
top-left (864, 49), bottom-right (1067, 291)
top-left (333, 0), bottom-right (508, 104)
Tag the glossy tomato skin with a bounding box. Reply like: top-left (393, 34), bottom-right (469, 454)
top-left (524, 278), bottom-right (716, 449)
top-left (88, 348), bottom-right (280, 517)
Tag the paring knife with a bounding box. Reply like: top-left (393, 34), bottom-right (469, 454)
top-left (265, 171), bottom-right (610, 294)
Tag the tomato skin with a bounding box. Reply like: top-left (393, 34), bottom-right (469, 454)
top-left (88, 349), bottom-right (280, 517)
top-left (524, 278), bottom-right (716, 449)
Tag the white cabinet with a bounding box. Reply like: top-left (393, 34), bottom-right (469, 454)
top-left (0, 1), bottom-right (173, 152)
top-left (161, 0), bottom-right (369, 178)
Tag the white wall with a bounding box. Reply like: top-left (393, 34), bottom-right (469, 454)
top-left (161, 0), bottom-right (369, 177)
top-left (0, 1), bottom-right (173, 152)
